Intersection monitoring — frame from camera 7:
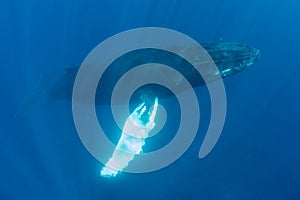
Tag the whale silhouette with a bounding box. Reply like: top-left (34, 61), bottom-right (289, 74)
top-left (18, 42), bottom-right (260, 118)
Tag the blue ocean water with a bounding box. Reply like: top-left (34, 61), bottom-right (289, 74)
top-left (1, 0), bottom-right (300, 199)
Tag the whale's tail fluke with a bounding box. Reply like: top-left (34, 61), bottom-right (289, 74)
top-left (16, 90), bottom-right (50, 120)
top-left (16, 75), bottom-right (53, 120)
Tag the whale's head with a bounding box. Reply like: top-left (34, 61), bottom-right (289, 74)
top-left (202, 42), bottom-right (261, 78)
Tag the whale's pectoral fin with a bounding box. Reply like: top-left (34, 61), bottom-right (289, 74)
top-left (100, 97), bottom-right (159, 178)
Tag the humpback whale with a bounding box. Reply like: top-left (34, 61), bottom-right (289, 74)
top-left (23, 41), bottom-right (259, 177)
top-left (53, 42), bottom-right (260, 103)
top-left (18, 42), bottom-right (260, 117)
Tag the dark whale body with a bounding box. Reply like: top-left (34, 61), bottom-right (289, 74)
top-left (18, 42), bottom-right (260, 118)
top-left (50, 42), bottom-right (260, 105)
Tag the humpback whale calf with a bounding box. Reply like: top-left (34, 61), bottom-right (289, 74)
top-left (18, 42), bottom-right (260, 117)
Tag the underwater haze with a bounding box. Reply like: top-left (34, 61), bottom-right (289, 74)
top-left (1, 0), bottom-right (300, 199)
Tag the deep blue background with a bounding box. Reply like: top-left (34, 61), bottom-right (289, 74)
top-left (1, 0), bottom-right (300, 199)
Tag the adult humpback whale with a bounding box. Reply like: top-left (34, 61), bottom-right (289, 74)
top-left (18, 42), bottom-right (260, 117)
top-left (52, 42), bottom-right (260, 104)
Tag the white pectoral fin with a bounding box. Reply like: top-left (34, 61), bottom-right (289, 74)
top-left (100, 98), bottom-right (158, 178)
